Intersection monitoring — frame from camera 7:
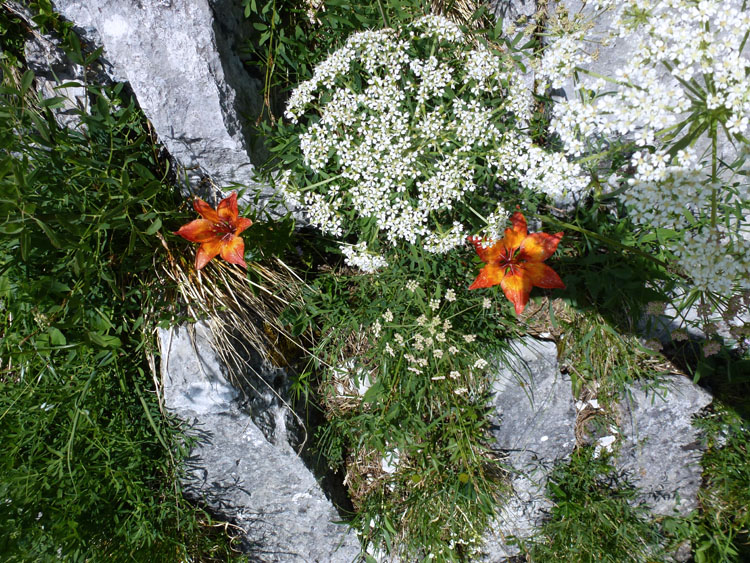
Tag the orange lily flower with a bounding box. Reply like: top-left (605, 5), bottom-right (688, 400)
top-left (468, 212), bottom-right (565, 315)
top-left (174, 192), bottom-right (253, 270)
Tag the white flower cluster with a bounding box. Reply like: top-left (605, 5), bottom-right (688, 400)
top-left (672, 228), bottom-right (750, 294)
top-left (621, 148), bottom-right (712, 231)
top-left (371, 292), bottom-right (489, 388)
top-left (304, 186), bottom-right (343, 236)
top-left (282, 15), bottom-right (589, 259)
top-left (536, 31), bottom-right (588, 91)
top-left (546, 0), bottom-right (750, 152)
top-left (341, 241), bottom-right (389, 273)
top-left (542, 0), bottom-right (750, 292)
top-left (486, 135), bottom-right (589, 203)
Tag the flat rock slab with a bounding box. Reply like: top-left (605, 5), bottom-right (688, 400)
top-left (617, 374), bottom-right (713, 516)
top-left (51, 0), bottom-right (270, 202)
top-left (480, 337), bottom-right (713, 561)
top-left (482, 337), bottom-right (577, 559)
top-left (159, 322), bottom-right (361, 562)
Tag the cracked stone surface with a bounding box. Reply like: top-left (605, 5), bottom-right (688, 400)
top-left (50, 0), bottom-right (271, 205)
top-left (617, 374), bottom-right (713, 516)
top-left (482, 337), bottom-right (577, 560)
top-left (158, 321), bottom-right (361, 562)
top-left (481, 338), bottom-right (713, 561)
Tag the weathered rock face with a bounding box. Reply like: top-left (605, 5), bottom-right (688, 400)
top-left (482, 337), bottom-right (577, 560)
top-left (158, 321), bottom-right (361, 562)
top-left (481, 337), bottom-right (713, 560)
top-left (617, 374), bottom-right (713, 517)
top-left (23, 28), bottom-right (89, 129)
top-left (50, 0), bottom-right (270, 205)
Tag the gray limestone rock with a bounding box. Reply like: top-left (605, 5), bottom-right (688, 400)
top-left (480, 337), bottom-right (714, 561)
top-left (482, 337), bottom-right (577, 559)
top-left (490, 0), bottom-right (538, 33)
top-left (158, 321), bottom-right (361, 562)
top-left (616, 374), bottom-right (713, 516)
top-left (2, 1), bottom-right (89, 129)
top-left (50, 0), bottom-right (272, 206)
top-left (24, 34), bottom-right (89, 130)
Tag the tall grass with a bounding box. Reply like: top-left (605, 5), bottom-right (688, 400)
top-left (0, 25), bottom-right (243, 560)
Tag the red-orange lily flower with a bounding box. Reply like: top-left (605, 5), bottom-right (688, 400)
top-left (468, 212), bottom-right (565, 315)
top-left (174, 192), bottom-right (253, 270)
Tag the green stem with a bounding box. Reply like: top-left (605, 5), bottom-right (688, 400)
top-left (710, 120), bottom-right (718, 227)
top-left (376, 0), bottom-right (389, 28)
top-left (299, 174), bottom-right (345, 191)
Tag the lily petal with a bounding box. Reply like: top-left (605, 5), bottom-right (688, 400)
top-left (219, 235), bottom-right (247, 268)
top-left (234, 216), bottom-right (253, 236)
top-left (217, 192), bottom-right (239, 222)
top-left (174, 218), bottom-right (218, 243)
top-left (195, 239), bottom-right (223, 270)
top-left (522, 262), bottom-right (566, 289)
top-left (468, 236), bottom-right (503, 264)
top-left (468, 263), bottom-right (505, 290)
top-left (502, 212), bottom-right (528, 253)
top-left (500, 270), bottom-right (534, 315)
top-left (519, 232), bottom-right (564, 262)
top-left (193, 197), bottom-right (221, 223)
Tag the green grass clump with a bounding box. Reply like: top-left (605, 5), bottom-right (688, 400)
top-left (522, 448), bottom-right (666, 562)
top-left (0, 44), bottom-right (244, 562)
top-left (693, 409), bottom-right (750, 561)
top-left (286, 245), bottom-right (515, 561)
top-left (662, 407), bottom-right (750, 563)
top-left (556, 304), bottom-right (673, 401)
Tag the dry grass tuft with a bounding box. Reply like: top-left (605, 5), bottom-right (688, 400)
top-left (156, 233), bottom-right (315, 441)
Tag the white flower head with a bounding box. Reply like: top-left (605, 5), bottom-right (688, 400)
top-left (285, 15), bottom-right (589, 253)
top-left (340, 241), bottom-right (388, 273)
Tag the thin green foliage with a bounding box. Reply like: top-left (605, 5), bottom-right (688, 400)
top-left (521, 448), bottom-right (667, 563)
top-left (556, 305), bottom-right (672, 400)
top-left (242, 0), bottom-right (432, 124)
top-left (284, 243), bottom-right (519, 560)
top-left (0, 40), bottom-right (243, 562)
top-left (663, 407), bottom-right (750, 563)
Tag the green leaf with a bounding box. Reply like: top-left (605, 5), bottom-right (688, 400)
top-left (19, 230), bottom-right (30, 261)
top-left (49, 327), bottom-right (67, 346)
top-left (0, 221), bottom-right (24, 234)
top-left (362, 380), bottom-right (383, 404)
top-left (145, 217), bottom-right (162, 235)
top-left (39, 95), bottom-right (67, 109)
top-left (33, 217), bottom-right (62, 248)
top-left (87, 332), bottom-right (122, 349)
top-left (20, 70), bottom-right (34, 94)
top-left (84, 46), bottom-right (104, 66)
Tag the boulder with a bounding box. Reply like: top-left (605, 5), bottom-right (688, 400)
top-left (482, 337), bottom-right (577, 559)
top-left (158, 321), bottom-right (361, 562)
top-left (481, 337), bottom-right (713, 560)
top-left (617, 374), bottom-right (713, 517)
top-left (50, 0), bottom-right (272, 205)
